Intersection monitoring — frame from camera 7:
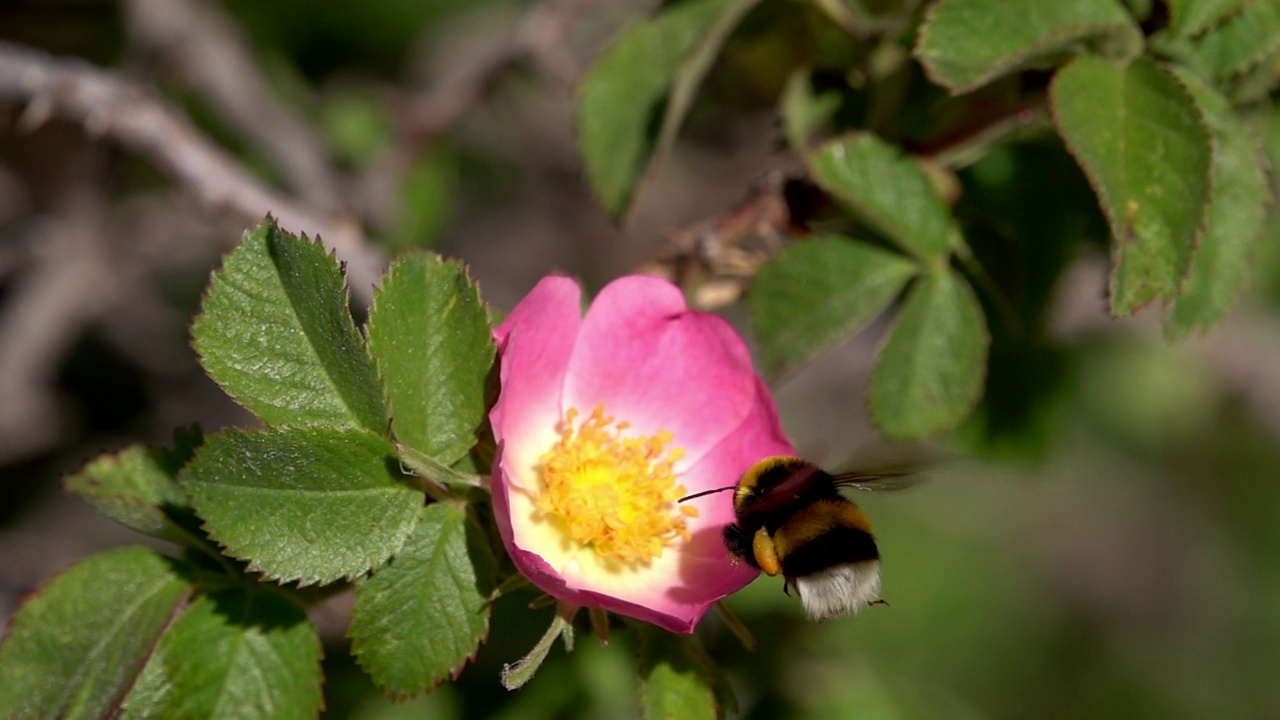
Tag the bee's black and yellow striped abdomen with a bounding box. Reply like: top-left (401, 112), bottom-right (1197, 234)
top-left (770, 499), bottom-right (878, 577)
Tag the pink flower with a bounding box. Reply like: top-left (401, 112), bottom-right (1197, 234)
top-left (489, 275), bottom-right (794, 634)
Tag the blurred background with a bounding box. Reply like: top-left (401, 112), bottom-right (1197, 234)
top-left (3, 1), bottom-right (1280, 718)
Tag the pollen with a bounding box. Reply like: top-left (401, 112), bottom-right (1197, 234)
top-left (536, 405), bottom-right (697, 566)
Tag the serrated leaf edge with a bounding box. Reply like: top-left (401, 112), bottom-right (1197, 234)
top-left (191, 217), bottom-right (385, 433)
top-left (365, 252), bottom-right (494, 469)
top-left (1048, 57), bottom-right (1213, 317)
top-left (0, 548), bottom-right (194, 718)
top-left (806, 133), bottom-right (955, 262)
top-left (180, 426), bottom-right (418, 587)
top-left (1163, 69), bottom-right (1274, 338)
top-left (749, 238), bottom-right (921, 381)
top-left (347, 507), bottom-right (493, 700)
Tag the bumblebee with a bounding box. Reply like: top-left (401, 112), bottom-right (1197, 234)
top-left (681, 455), bottom-right (900, 621)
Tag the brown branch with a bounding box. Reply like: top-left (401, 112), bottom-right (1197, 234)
top-left (637, 170), bottom-right (795, 309)
top-left (120, 0), bottom-right (341, 208)
top-left (0, 41), bottom-right (384, 301)
top-left (356, 0), bottom-right (591, 231)
top-left (911, 98), bottom-right (1048, 168)
top-left (400, 0), bottom-right (588, 146)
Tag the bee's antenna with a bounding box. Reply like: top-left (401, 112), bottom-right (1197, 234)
top-left (677, 485), bottom-right (737, 503)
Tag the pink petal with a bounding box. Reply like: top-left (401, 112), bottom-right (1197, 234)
top-left (680, 376), bottom-right (796, 510)
top-left (490, 277), bottom-right (582, 489)
top-left (578, 532), bottom-right (760, 633)
top-left (562, 276), bottom-right (756, 465)
top-left (635, 377), bottom-right (796, 619)
top-left (551, 525), bottom-right (758, 634)
top-left (490, 450), bottom-right (582, 600)
top-left (670, 376), bottom-right (795, 566)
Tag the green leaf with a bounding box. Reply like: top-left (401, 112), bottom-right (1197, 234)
top-left (780, 67), bottom-right (842, 152)
top-left (1190, 0), bottom-right (1280, 80)
top-left (749, 235), bottom-right (919, 378)
top-left (64, 435), bottom-right (201, 546)
top-left (192, 218), bottom-right (386, 432)
top-left (183, 427), bottom-right (422, 585)
top-left (651, 0), bottom-right (763, 166)
top-left (0, 548), bottom-right (192, 720)
top-left (576, 0), bottom-right (758, 217)
top-left (1165, 69), bottom-right (1270, 338)
top-left (916, 0), bottom-right (1142, 93)
top-left (1050, 56), bottom-right (1212, 316)
top-left (807, 133), bottom-right (957, 262)
top-left (636, 628), bottom-right (729, 720)
top-left (869, 269), bottom-right (989, 440)
top-left (122, 589), bottom-right (322, 720)
top-left (1167, 0), bottom-right (1249, 38)
top-left (366, 253), bottom-right (494, 467)
top-left (350, 503), bottom-right (496, 697)
top-left (1261, 101), bottom-right (1280, 198)
top-left (1254, 108), bottom-right (1280, 303)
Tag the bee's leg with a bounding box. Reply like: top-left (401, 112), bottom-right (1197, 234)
top-left (750, 527), bottom-right (783, 576)
top-left (782, 579), bottom-right (791, 597)
top-left (723, 524), bottom-right (758, 568)
top-left (867, 599), bottom-right (888, 608)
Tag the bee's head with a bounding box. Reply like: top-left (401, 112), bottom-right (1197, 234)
top-left (677, 456), bottom-right (826, 512)
top-left (734, 456), bottom-right (825, 513)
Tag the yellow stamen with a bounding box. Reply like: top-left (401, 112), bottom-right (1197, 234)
top-left (536, 405), bottom-right (697, 566)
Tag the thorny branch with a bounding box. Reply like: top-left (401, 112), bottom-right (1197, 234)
top-left (639, 171), bottom-right (795, 309)
top-left (121, 0), bottom-right (342, 208)
top-left (356, 0), bottom-right (589, 230)
top-left (400, 0), bottom-right (584, 145)
top-left (0, 40), bottom-right (385, 300)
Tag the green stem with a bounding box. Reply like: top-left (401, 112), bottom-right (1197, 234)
top-left (500, 602), bottom-right (580, 690)
top-left (490, 572), bottom-right (530, 601)
top-left (588, 606), bottom-right (612, 645)
top-left (714, 601), bottom-right (758, 652)
top-left (953, 242), bottom-right (1024, 340)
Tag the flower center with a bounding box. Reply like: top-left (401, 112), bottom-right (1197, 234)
top-left (536, 405), bottom-right (696, 565)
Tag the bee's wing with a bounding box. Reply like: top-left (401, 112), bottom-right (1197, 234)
top-left (830, 469), bottom-right (918, 493)
top-left (823, 439), bottom-right (948, 493)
